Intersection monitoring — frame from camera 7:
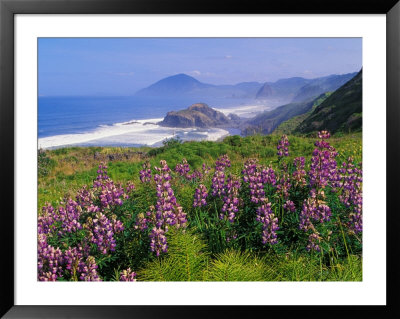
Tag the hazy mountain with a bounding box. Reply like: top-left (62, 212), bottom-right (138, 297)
top-left (135, 74), bottom-right (212, 96)
top-left (135, 72), bottom-right (358, 107)
top-left (291, 72), bottom-right (358, 102)
top-left (256, 72), bottom-right (358, 105)
top-left (135, 74), bottom-right (262, 99)
top-left (295, 69), bottom-right (362, 134)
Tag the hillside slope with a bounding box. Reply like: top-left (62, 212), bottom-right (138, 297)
top-left (295, 69), bottom-right (362, 134)
top-left (272, 93), bottom-right (331, 135)
top-left (256, 73), bottom-right (357, 104)
top-left (242, 94), bottom-right (328, 136)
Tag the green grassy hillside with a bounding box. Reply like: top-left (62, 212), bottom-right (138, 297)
top-left (295, 69), bottom-right (362, 134)
top-left (273, 93), bottom-right (331, 135)
top-left (242, 94), bottom-right (328, 136)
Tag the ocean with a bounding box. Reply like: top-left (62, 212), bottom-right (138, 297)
top-left (38, 96), bottom-right (269, 149)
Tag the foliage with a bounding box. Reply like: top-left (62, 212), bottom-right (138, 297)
top-left (37, 132), bottom-right (362, 281)
top-left (295, 70), bottom-right (362, 134)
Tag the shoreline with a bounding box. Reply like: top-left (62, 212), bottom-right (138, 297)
top-left (38, 104), bottom-right (259, 150)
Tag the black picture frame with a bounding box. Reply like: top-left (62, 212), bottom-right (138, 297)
top-left (1, 0), bottom-right (399, 318)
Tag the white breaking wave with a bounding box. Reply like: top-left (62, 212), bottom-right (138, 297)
top-left (215, 104), bottom-right (270, 118)
top-left (38, 118), bottom-right (229, 149)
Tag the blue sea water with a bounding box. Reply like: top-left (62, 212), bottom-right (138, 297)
top-left (38, 96), bottom-right (265, 149)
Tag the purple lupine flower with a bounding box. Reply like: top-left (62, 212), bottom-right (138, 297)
top-left (202, 163), bottom-right (211, 175)
top-left (120, 268), bottom-right (137, 281)
top-left (300, 194), bottom-right (332, 232)
top-left (211, 155), bottom-right (231, 197)
top-left (139, 161), bottom-right (152, 183)
top-left (193, 184), bottom-right (208, 207)
top-left (154, 160), bottom-right (187, 229)
top-left (261, 166), bottom-right (277, 186)
top-left (95, 179), bottom-right (126, 208)
top-left (76, 185), bottom-right (95, 207)
top-left (309, 131), bottom-right (338, 189)
top-left (306, 232), bottom-right (322, 252)
top-left (334, 157), bottom-right (363, 233)
top-left (186, 169), bottom-right (203, 181)
top-left (221, 174), bottom-right (241, 222)
top-left (63, 245), bottom-right (84, 272)
top-left (134, 212), bottom-right (149, 231)
top-left (38, 203), bottom-right (59, 235)
top-left (78, 256), bottom-right (101, 281)
top-left (125, 181), bottom-right (136, 194)
top-left (211, 170), bottom-right (225, 197)
top-left (149, 226), bottom-right (168, 256)
top-left (88, 212), bottom-right (118, 254)
top-left (215, 154), bottom-right (231, 170)
top-left (283, 200), bottom-right (296, 212)
top-left (256, 201), bottom-right (279, 245)
top-left (292, 157), bottom-right (307, 187)
top-left (37, 234), bottom-right (64, 281)
top-left (298, 131), bottom-right (337, 252)
top-left (58, 198), bottom-right (83, 235)
top-left (242, 159), bottom-right (266, 204)
top-left (175, 158), bottom-right (191, 177)
top-left (276, 171), bottom-right (291, 200)
top-left (93, 163), bottom-right (109, 188)
top-left (277, 134), bottom-right (290, 158)
top-left (226, 230), bottom-right (238, 243)
top-left (137, 160), bottom-right (187, 256)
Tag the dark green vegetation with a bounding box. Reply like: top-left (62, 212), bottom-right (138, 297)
top-left (38, 133), bottom-right (362, 281)
top-left (273, 93), bottom-right (332, 135)
top-left (295, 70), bottom-right (362, 134)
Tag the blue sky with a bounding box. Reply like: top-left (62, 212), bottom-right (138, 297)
top-left (38, 38), bottom-right (362, 96)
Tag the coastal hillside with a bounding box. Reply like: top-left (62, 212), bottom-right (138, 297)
top-left (255, 72), bottom-right (357, 104)
top-left (295, 69), bottom-right (362, 134)
top-left (159, 103), bottom-right (232, 128)
top-left (272, 93), bottom-right (332, 135)
top-left (242, 93), bottom-right (329, 136)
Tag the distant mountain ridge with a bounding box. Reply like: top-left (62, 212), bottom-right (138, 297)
top-left (135, 74), bottom-right (262, 99)
top-left (256, 72), bottom-right (357, 103)
top-left (135, 72), bottom-right (358, 105)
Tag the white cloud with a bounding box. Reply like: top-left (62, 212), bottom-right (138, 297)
top-left (189, 70), bottom-right (201, 76)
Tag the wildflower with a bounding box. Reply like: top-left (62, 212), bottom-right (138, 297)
top-left (221, 174), bottom-right (241, 222)
top-left (283, 200), bottom-right (296, 212)
top-left (193, 184), bottom-right (208, 207)
top-left (277, 134), bottom-right (290, 158)
top-left (120, 268), bottom-right (137, 281)
top-left (256, 201), bottom-right (279, 245)
top-left (175, 158), bottom-right (191, 177)
top-left (139, 161), bottom-right (152, 183)
top-left (292, 157), bottom-right (307, 187)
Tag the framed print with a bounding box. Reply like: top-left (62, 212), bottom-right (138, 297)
top-left (1, 0), bottom-right (399, 318)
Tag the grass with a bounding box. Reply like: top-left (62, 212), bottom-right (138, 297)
top-left (38, 133), bottom-right (362, 281)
